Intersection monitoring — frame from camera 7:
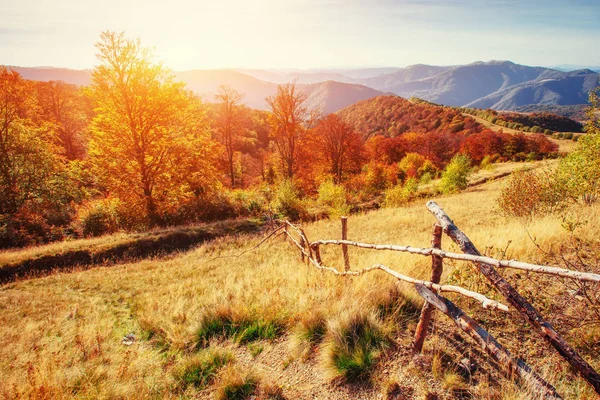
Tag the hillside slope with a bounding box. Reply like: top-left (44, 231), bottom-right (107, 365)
top-left (301, 80), bottom-right (385, 114)
top-left (464, 69), bottom-right (599, 109)
top-left (1, 176), bottom-right (598, 399)
top-left (336, 95), bottom-right (486, 139)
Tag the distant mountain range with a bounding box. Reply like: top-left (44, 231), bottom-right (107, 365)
top-left (174, 70), bottom-right (385, 113)
top-left (5, 61), bottom-right (599, 115)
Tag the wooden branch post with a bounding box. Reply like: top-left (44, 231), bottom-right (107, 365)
top-left (341, 216), bottom-right (350, 271)
top-left (311, 243), bottom-right (322, 265)
top-left (427, 201), bottom-right (600, 395)
top-left (299, 235), bottom-right (306, 262)
top-left (415, 284), bottom-right (562, 399)
top-left (413, 224), bottom-right (443, 353)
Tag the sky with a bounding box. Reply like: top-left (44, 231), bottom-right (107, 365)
top-left (1, 0), bottom-right (599, 70)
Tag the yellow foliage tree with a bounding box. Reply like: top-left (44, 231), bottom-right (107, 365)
top-left (88, 31), bottom-right (218, 226)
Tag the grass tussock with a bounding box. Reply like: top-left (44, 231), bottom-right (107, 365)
top-left (291, 310), bottom-right (328, 358)
top-left (322, 311), bottom-right (392, 382)
top-left (174, 348), bottom-right (234, 390)
top-left (216, 366), bottom-right (286, 400)
top-left (197, 305), bottom-right (285, 347)
top-left (216, 366), bottom-right (259, 400)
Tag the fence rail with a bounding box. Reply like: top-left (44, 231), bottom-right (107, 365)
top-left (277, 201), bottom-right (600, 399)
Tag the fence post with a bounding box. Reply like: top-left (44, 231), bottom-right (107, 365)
top-left (413, 224), bottom-right (443, 353)
top-left (311, 243), bottom-right (322, 265)
top-left (299, 235), bottom-right (306, 262)
top-left (341, 216), bottom-right (350, 271)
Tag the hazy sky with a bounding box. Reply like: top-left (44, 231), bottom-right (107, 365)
top-left (1, 0), bottom-right (599, 70)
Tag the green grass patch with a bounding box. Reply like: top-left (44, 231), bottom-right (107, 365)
top-left (247, 343), bottom-right (264, 358)
top-left (196, 307), bottom-right (284, 347)
top-left (175, 348), bottom-right (234, 390)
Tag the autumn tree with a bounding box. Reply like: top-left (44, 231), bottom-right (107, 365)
top-left (88, 31), bottom-right (218, 226)
top-left (214, 85), bottom-right (248, 187)
top-left (266, 82), bottom-right (313, 179)
top-left (312, 114), bottom-right (363, 183)
top-left (36, 81), bottom-right (90, 160)
top-left (0, 68), bottom-right (77, 246)
top-left (586, 85), bottom-right (600, 134)
top-left (0, 68), bottom-right (48, 215)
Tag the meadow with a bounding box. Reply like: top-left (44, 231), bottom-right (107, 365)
top-left (1, 173), bottom-right (599, 399)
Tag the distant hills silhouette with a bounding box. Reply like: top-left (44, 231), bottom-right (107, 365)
top-left (6, 61), bottom-right (598, 114)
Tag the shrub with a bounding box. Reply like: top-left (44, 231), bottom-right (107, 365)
top-left (363, 162), bottom-right (396, 194)
top-left (498, 168), bottom-right (569, 219)
top-left (273, 180), bottom-right (307, 221)
top-left (76, 198), bottom-right (121, 237)
top-left (175, 349), bottom-right (234, 390)
top-left (557, 134), bottom-right (600, 204)
top-left (479, 155), bottom-right (493, 170)
top-left (229, 188), bottom-right (268, 217)
top-left (440, 154), bottom-right (472, 194)
top-left (316, 180), bottom-right (350, 219)
top-left (383, 178), bottom-right (419, 207)
top-left (419, 171), bottom-right (433, 184)
top-left (398, 153), bottom-right (426, 179)
top-left (322, 312), bottom-right (391, 382)
top-left (0, 209), bottom-right (61, 248)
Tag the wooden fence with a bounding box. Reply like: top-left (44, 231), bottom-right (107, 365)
top-left (278, 200), bottom-right (600, 399)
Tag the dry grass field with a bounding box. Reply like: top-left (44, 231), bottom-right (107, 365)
top-left (1, 176), bottom-right (599, 399)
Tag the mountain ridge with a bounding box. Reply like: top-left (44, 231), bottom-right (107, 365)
top-left (4, 61), bottom-right (598, 113)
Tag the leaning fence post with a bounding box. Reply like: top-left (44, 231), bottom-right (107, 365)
top-left (341, 216), bottom-right (350, 271)
top-left (427, 200), bottom-right (600, 395)
top-left (413, 224), bottom-right (443, 353)
top-left (415, 284), bottom-right (562, 400)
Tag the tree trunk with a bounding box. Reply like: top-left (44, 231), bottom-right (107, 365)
top-left (229, 153), bottom-right (235, 188)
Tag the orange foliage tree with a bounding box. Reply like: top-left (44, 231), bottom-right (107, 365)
top-left (88, 31), bottom-right (219, 226)
top-left (0, 67), bottom-right (58, 215)
top-left (312, 114), bottom-right (363, 183)
top-left (266, 82), bottom-right (314, 179)
top-left (35, 81), bottom-right (90, 160)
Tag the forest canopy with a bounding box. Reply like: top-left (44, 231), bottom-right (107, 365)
top-left (0, 32), bottom-right (565, 248)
